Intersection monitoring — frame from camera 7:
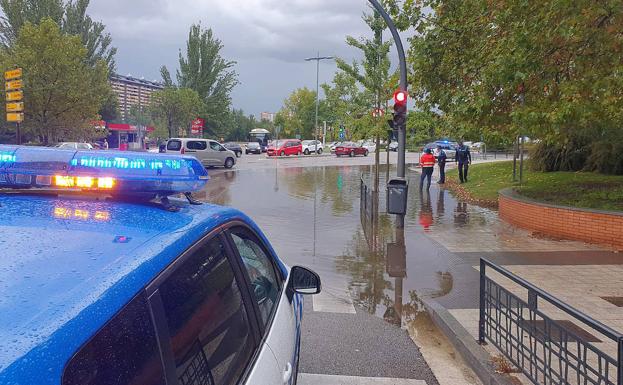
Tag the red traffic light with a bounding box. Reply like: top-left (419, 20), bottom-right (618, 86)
top-left (393, 90), bottom-right (408, 104)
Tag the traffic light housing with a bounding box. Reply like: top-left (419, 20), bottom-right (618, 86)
top-left (392, 90), bottom-right (407, 129)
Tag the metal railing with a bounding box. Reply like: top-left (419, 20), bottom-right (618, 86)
top-left (479, 258), bottom-right (623, 385)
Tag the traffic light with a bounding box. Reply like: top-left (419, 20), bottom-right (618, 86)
top-left (392, 90), bottom-right (408, 129)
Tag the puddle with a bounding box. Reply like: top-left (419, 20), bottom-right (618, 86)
top-left (200, 165), bottom-right (492, 326)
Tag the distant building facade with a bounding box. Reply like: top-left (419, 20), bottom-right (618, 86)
top-left (110, 74), bottom-right (164, 121)
top-left (260, 112), bottom-right (275, 122)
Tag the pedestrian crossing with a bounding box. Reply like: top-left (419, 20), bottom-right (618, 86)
top-left (298, 373), bottom-right (428, 385)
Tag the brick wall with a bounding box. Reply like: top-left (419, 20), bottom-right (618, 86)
top-left (499, 189), bottom-right (623, 250)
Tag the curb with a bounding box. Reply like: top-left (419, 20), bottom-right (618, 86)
top-left (422, 298), bottom-right (517, 385)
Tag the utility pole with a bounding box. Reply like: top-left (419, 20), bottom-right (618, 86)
top-left (305, 53), bottom-right (334, 153)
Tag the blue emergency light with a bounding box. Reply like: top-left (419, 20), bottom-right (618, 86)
top-left (0, 145), bottom-right (209, 197)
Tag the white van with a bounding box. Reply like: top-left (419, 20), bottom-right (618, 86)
top-left (166, 138), bottom-right (237, 168)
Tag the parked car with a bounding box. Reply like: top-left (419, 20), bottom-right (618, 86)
top-left (223, 142), bottom-right (243, 157)
top-left (246, 141), bottom-right (262, 154)
top-left (361, 140), bottom-right (376, 153)
top-left (330, 141), bottom-right (343, 153)
top-left (301, 140), bottom-right (323, 155)
top-left (388, 141), bottom-right (398, 152)
top-left (335, 142), bottom-right (369, 157)
top-left (267, 139), bottom-right (302, 157)
top-left (165, 138), bottom-right (237, 168)
top-left (54, 142), bottom-right (94, 150)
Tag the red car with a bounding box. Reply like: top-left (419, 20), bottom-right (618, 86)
top-left (267, 139), bottom-right (302, 157)
top-left (335, 142), bottom-right (369, 157)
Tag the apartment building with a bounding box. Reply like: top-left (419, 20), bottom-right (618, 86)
top-left (110, 74), bottom-right (164, 121)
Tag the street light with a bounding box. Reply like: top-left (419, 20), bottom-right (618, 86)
top-left (305, 53), bottom-right (334, 154)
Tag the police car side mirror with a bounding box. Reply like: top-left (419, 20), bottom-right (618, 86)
top-left (288, 266), bottom-right (321, 295)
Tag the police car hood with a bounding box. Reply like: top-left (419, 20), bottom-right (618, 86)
top-left (0, 194), bottom-right (249, 376)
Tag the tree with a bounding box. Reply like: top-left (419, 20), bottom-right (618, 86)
top-left (274, 88), bottom-right (318, 138)
top-left (322, 71), bottom-right (368, 141)
top-left (149, 87), bottom-right (203, 139)
top-left (335, 10), bottom-right (393, 188)
top-left (397, 0), bottom-right (623, 174)
top-left (0, 18), bottom-right (109, 144)
top-left (0, 0), bottom-right (116, 71)
top-left (171, 24), bottom-right (238, 134)
top-left (225, 109), bottom-right (254, 142)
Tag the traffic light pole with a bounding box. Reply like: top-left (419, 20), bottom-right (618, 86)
top-left (367, 0), bottom-right (407, 179)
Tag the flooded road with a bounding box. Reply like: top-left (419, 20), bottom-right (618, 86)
top-left (198, 164), bottom-right (496, 327)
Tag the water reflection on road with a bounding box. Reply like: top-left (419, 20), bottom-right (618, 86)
top-left (198, 165), bottom-right (493, 328)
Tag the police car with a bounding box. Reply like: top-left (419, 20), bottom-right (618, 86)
top-left (0, 145), bottom-right (320, 385)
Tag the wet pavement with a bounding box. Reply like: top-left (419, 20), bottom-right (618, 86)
top-left (199, 160), bottom-right (620, 385)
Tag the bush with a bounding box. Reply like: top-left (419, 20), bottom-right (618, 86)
top-left (586, 139), bottom-right (623, 175)
top-left (530, 140), bottom-right (589, 172)
top-left (530, 134), bottom-right (623, 175)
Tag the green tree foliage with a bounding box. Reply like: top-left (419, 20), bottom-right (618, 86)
top-left (398, 0), bottom-right (623, 173)
top-left (335, 11), bottom-right (393, 141)
top-left (321, 71), bottom-right (368, 140)
top-left (0, 0), bottom-right (116, 71)
top-left (0, 19), bottom-right (109, 144)
top-left (225, 109), bottom-right (255, 142)
top-left (149, 87), bottom-right (203, 139)
top-left (274, 87), bottom-right (318, 138)
top-left (172, 24), bottom-right (238, 134)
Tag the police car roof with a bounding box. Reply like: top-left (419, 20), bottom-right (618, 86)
top-left (0, 194), bottom-right (283, 383)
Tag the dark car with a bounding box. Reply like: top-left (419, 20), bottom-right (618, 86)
top-left (223, 142), bottom-right (243, 157)
top-left (335, 142), bottom-right (369, 157)
top-left (246, 142), bottom-right (262, 154)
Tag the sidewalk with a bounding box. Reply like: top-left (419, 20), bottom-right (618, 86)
top-left (404, 177), bottom-right (622, 385)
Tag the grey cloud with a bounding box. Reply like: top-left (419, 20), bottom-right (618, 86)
top-left (89, 0), bottom-right (393, 115)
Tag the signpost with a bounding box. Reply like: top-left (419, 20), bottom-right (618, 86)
top-left (191, 118), bottom-right (204, 137)
top-left (5, 68), bottom-right (23, 144)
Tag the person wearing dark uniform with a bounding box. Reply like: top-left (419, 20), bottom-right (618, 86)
top-left (455, 141), bottom-right (472, 183)
top-left (419, 148), bottom-right (435, 191)
top-left (436, 145), bottom-right (447, 184)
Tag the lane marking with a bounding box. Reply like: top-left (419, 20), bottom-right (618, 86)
top-left (312, 287), bottom-right (356, 314)
top-left (298, 373), bottom-right (427, 385)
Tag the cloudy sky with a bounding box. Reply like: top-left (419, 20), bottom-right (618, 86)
top-left (88, 0), bottom-right (401, 117)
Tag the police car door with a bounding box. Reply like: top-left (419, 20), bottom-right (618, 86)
top-left (226, 226), bottom-right (299, 385)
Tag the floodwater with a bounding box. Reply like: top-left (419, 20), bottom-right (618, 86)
top-left (196, 163), bottom-right (495, 327)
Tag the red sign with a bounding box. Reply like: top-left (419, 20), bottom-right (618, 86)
top-left (191, 118), bottom-right (204, 136)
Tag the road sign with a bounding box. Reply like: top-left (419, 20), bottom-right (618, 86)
top-left (6, 90), bottom-right (23, 101)
top-left (6, 112), bottom-right (23, 122)
top-left (191, 118), bottom-right (204, 136)
top-left (339, 131), bottom-right (345, 140)
top-left (5, 79), bottom-right (22, 91)
top-left (4, 68), bottom-right (22, 80)
top-left (6, 102), bottom-right (23, 112)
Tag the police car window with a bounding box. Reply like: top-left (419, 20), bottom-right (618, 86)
top-left (62, 293), bottom-right (165, 385)
top-left (230, 228), bottom-right (280, 328)
top-left (158, 237), bottom-right (254, 385)
top-left (187, 141), bottom-right (207, 150)
top-left (167, 140), bottom-right (182, 151)
top-left (209, 141), bottom-right (222, 151)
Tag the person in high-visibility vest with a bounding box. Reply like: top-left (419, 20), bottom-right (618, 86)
top-left (419, 148), bottom-right (436, 191)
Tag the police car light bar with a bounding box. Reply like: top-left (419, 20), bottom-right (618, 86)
top-left (0, 145), bottom-right (209, 197)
